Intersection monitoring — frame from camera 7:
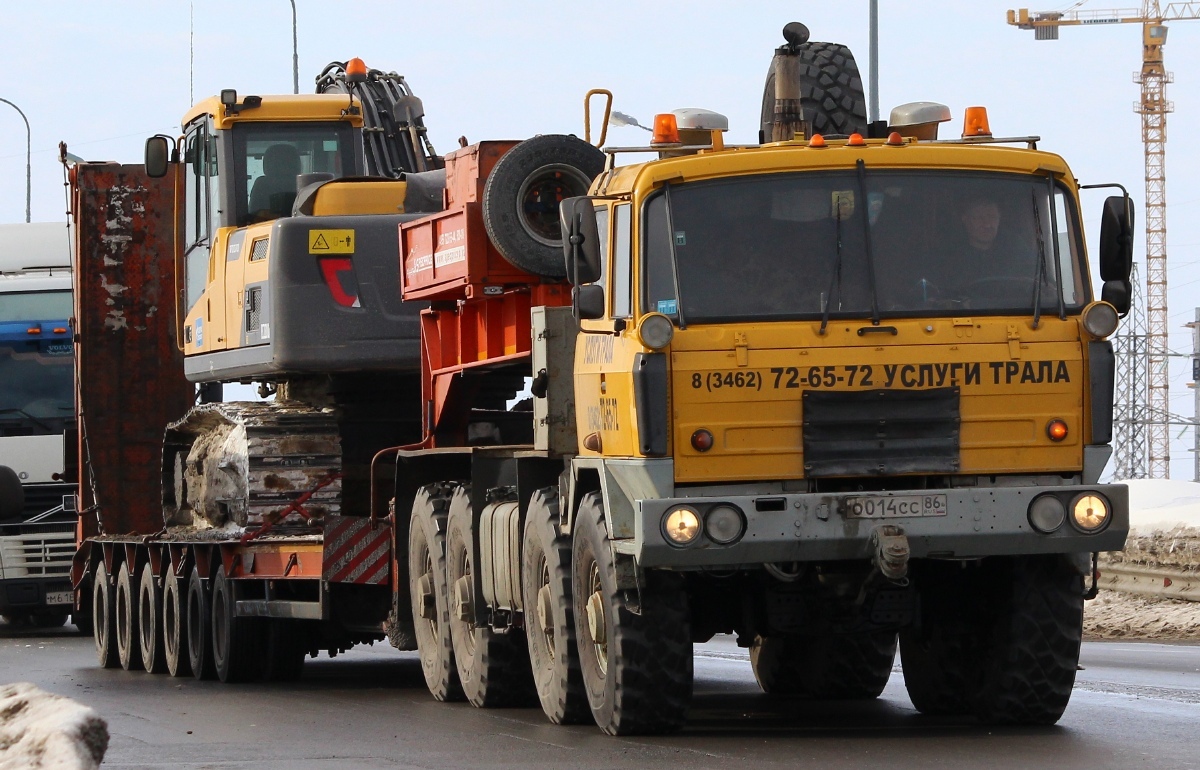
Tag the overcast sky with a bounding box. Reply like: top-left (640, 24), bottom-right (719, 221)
top-left (3, 1), bottom-right (1200, 478)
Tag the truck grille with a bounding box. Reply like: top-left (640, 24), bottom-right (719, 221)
top-left (0, 531), bottom-right (74, 578)
top-left (20, 483), bottom-right (74, 519)
top-left (802, 387), bottom-right (960, 477)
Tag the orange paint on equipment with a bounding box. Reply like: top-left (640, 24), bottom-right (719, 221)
top-left (652, 113), bottom-right (680, 145)
top-left (962, 106), bottom-right (992, 137)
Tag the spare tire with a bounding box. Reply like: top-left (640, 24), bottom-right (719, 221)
top-left (483, 135), bottom-right (606, 279)
top-left (0, 465), bottom-right (23, 522)
top-left (760, 42), bottom-right (867, 140)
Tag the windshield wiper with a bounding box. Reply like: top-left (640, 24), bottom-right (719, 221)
top-left (818, 201), bottom-right (845, 336)
top-left (663, 183), bottom-right (686, 329)
top-left (1030, 189), bottom-right (1048, 329)
top-left (855, 159), bottom-right (882, 326)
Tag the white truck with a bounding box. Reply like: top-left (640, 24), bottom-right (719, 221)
top-left (0, 223), bottom-right (78, 628)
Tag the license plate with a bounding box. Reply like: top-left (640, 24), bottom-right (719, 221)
top-left (844, 494), bottom-right (947, 519)
top-left (45, 591), bottom-right (73, 606)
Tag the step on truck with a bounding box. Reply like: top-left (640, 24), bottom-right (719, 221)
top-left (72, 27), bottom-right (1130, 735)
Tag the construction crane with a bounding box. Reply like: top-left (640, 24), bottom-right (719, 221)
top-left (1009, 2), bottom-right (1200, 478)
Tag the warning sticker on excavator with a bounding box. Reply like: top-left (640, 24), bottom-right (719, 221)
top-left (309, 229), bottom-right (355, 254)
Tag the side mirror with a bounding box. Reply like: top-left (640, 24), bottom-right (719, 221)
top-left (559, 197), bottom-right (602, 285)
top-left (573, 284), bottom-right (605, 320)
top-left (1099, 195), bottom-right (1135, 282)
top-left (1101, 280), bottom-right (1132, 316)
top-left (145, 135), bottom-right (173, 179)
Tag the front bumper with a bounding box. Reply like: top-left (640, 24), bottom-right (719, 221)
top-left (629, 484), bottom-right (1128, 568)
top-left (0, 577), bottom-right (74, 612)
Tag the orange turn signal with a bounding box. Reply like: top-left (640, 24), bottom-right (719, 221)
top-left (651, 113), bottom-right (680, 144)
top-left (809, 133), bottom-right (827, 148)
top-left (847, 133), bottom-right (866, 146)
top-left (962, 106), bottom-right (992, 138)
top-left (886, 131), bottom-right (905, 146)
top-left (52, 327), bottom-right (68, 334)
top-left (26, 327), bottom-right (40, 334)
top-left (1046, 419), bottom-right (1069, 442)
top-left (346, 57), bottom-right (368, 83)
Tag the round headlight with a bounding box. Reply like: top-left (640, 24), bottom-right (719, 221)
top-left (638, 313), bottom-right (675, 350)
top-left (1082, 301), bottom-right (1119, 339)
top-left (1028, 494), bottom-right (1066, 533)
top-left (705, 505), bottom-right (746, 545)
top-left (1070, 493), bottom-right (1110, 533)
top-left (663, 507), bottom-right (701, 545)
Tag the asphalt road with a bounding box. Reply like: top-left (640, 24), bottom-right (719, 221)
top-left (2, 623), bottom-right (1198, 770)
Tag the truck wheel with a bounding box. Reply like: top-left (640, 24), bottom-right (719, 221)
top-left (898, 618), bottom-right (973, 715)
top-left (446, 484), bottom-right (535, 708)
top-left (407, 484), bottom-right (463, 701)
top-left (137, 562), bottom-right (166, 674)
top-left (522, 487), bottom-right (589, 724)
top-left (211, 565), bottom-right (263, 683)
top-left (92, 561), bottom-right (119, 669)
top-left (572, 492), bottom-right (692, 735)
top-left (186, 564), bottom-right (216, 680)
top-left (970, 555), bottom-right (1084, 725)
top-left (115, 564), bottom-right (144, 671)
top-left (261, 620), bottom-right (306, 681)
top-left (750, 631), bottom-right (896, 698)
top-left (162, 566), bottom-right (192, 677)
top-left (482, 134), bottom-right (606, 279)
top-left (759, 42), bottom-right (868, 140)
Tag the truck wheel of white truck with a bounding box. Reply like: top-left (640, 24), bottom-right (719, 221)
top-left (751, 630), bottom-right (896, 699)
top-left (522, 487), bottom-right (589, 724)
top-left (91, 561), bottom-right (120, 669)
top-left (445, 484), bottom-right (535, 708)
top-left (571, 492), bottom-right (692, 735)
top-left (408, 484), bottom-right (464, 702)
top-left (162, 565), bottom-right (192, 677)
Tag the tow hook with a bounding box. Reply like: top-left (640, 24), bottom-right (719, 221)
top-left (871, 525), bottom-right (910, 581)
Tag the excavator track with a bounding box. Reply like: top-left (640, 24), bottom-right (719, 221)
top-left (162, 401), bottom-right (342, 532)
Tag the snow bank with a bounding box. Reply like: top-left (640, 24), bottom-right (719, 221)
top-left (1085, 591), bottom-right (1200, 640)
top-left (0, 683), bottom-right (107, 770)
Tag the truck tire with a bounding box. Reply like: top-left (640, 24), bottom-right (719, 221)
top-left (211, 565), bottom-right (263, 683)
top-left (137, 562), bottom-right (166, 674)
top-left (408, 484), bottom-right (463, 702)
top-left (482, 134), bottom-right (606, 279)
top-left (522, 487), bottom-right (589, 724)
top-left (751, 630), bottom-right (896, 699)
top-left (446, 484), bottom-right (535, 707)
top-left (186, 565), bottom-right (216, 680)
top-left (759, 42), bottom-right (868, 141)
top-left (163, 566), bottom-right (192, 677)
top-left (0, 465), bottom-right (23, 521)
top-left (115, 564), bottom-right (144, 671)
top-left (92, 561), bottom-right (119, 669)
top-left (572, 492), bottom-right (692, 735)
top-left (970, 555), bottom-right (1084, 725)
top-left (261, 620), bottom-right (306, 681)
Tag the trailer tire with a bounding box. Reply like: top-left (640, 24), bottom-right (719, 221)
top-left (186, 565), bottom-right (216, 680)
top-left (211, 565), bottom-right (262, 683)
top-left (261, 621), bottom-right (306, 681)
top-left (750, 631), bottom-right (896, 699)
top-left (482, 134), bottom-right (606, 279)
top-left (522, 487), bottom-right (590, 724)
top-left (572, 492), bottom-right (692, 735)
top-left (759, 42), bottom-right (867, 141)
top-left (92, 561), bottom-right (119, 669)
top-left (163, 566), bottom-right (192, 677)
top-left (970, 555), bottom-right (1084, 725)
top-left (445, 484), bottom-right (535, 708)
top-left (408, 484), bottom-right (463, 702)
top-left (115, 564), bottom-right (143, 671)
top-left (137, 562), bottom-right (166, 674)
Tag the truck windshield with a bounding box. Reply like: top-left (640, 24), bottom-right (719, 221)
top-left (232, 122), bottom-right (356, 225)
top-left (643, 170), bottom-right (1087, 323)
top-left (0, 290), bottom-right (73, 437)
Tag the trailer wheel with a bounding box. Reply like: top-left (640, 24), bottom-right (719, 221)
top-left (446, 484), bottom-right (535, 708)
top-left (750, 631), bottom-right (896, 698)
top-left (211, 565), bottom-right (263, 683)
top-left (522, 487), bottom-right (589, 724)
top-left (759, 42), bottom-right (868, 141)
top-left (162, 565), bottom-right (192, 677)
top-left (137, 562), bottom-right (166, 674)
top-left (261, 620), bottom-right (306, 682)
top-left (186, 564), bottom-right (216, 680)
top-left (407, 484), bottom-right (463, 701)
top-left (482, 134), bottom-right (606, 279)
top-left (92, 561), bottom-right (119, 669)
top-left (572, 492), bottom-right (692, 735)
top-left (114, 564), bottom-right (143, 671)
top-left (970, 555), bottom-right (1084, 725)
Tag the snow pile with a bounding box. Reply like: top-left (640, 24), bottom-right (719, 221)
top-left (1084, 591), bottom-right (1200, 640)
top-left (0, 683), bottom-right (107, 770)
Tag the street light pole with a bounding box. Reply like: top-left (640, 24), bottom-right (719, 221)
top-left (868, 0), bottom-right (879, 123)
top-left (0, 98), bottom-right (31, 223)
top-left (290, 0), bottom-right (299, 94)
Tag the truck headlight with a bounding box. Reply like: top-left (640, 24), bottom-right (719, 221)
top-left (705, 505), bottom-right (745, 545)
top-left (1070, 493), bottom-right (1110, 533)
top-left (662, 507), bottom-right (701, 545)
top-left (1028, 494), bottom-right (1065, 533)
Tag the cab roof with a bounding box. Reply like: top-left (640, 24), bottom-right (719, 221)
top-left (183, 93), bottom-right (364, 130)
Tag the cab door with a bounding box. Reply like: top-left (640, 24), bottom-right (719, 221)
top-left (181, 118), bottom-right (228, 353)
